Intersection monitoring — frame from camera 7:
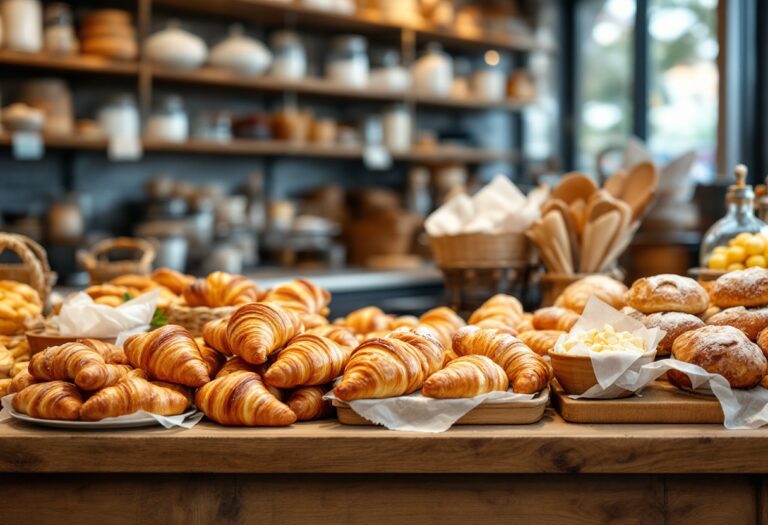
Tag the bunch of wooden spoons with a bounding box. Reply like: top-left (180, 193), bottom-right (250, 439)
top-left (528, 161), bottom-right (658, 274)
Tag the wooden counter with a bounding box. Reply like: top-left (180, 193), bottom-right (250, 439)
top-left (2, 409), bottom-right (767, 524)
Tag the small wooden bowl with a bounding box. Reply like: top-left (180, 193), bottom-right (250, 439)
top-left (26, 330), bottom-right (117, 355)
top-left (548, 349), bottom-right (655, 398)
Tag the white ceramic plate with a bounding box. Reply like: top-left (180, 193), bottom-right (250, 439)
top-left (8, 408), bottom-right (199, 430)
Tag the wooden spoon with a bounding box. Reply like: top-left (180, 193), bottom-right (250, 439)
top-left (583, 210), bottom-right (621, 272)
top-left (551, 172), bottom-right (598, 205)
top-left (620, 161), bottom-right (658, 220)
top-left (604, 170), bottom-right (627, 198)
top-left (544, 211), bottom-right (574, 274)
top-left (542, 200), bottom-right (580, 263)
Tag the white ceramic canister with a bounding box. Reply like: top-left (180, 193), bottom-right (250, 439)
top-left (382, 104), bottom-right (412, 152)
top-left (2, 0), bottom-right (42, 52)
top-left (270, 30), bottom-right (306, 80)
top-left (413, 43), bottom-right (453, 97)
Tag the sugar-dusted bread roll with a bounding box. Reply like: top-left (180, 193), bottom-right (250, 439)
top-left (711, 267), bottom-right (768, 308)
top-left (669, 325), bottom-right (767, 390)
top-left (642, 312), bottom-right (704, 356)
top-left (707, 306), bottom-right (768, 341)
top-left (555, 275), bottom-right (628, 314)
top-left (626, 274), bottom-right (709, 315)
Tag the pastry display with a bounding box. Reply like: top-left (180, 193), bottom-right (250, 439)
top-left (422, 355), bottom-right (508, 398)
top-left (626, 274), bottom-right (709, 314)
top-left (263, 333), bottom-right (351, 388)
top-left (0, 280), bottom-right (43, 336)
top-left (80, 375), bottom-right (191, 421)
top-left (287, 385), bottom-right (333, 421)
top-left (124, 325), bottom-right (211, 387)
top-left (706, 307), bottom-right (768, 341)
top-left (195, 370), bottom-right (297, 426)
top-left (334, 329), bottom-right (444, 401)
top-left (226, 302), bottom-right (303, 364)
top-left (710, 267), bottom-right (768, 308)
top-left (182, 271), bottom-right (262, 308)
top-left (555, 275), bottom-right (627, 313)
top-left (669, 326), bottom-right (767, 390)
top-left (452, 326), bottom-right (550, 394)
top-left (641, 312), bottom-right (704, 355)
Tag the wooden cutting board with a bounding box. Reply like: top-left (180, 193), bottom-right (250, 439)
top-left (551, 380), bottom-right (724, 424)
top-left (333, 389), bottom-right (549, 426)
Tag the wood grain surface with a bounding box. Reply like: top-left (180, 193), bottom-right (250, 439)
top-left (2, 410), bottom-right (768, 474)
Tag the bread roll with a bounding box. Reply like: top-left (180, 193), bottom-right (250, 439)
top-left (642, 312), bottom-right (704, 356)
top-left (711, 267), bottom-right (768, 308)
top-left (626, 274), bottom-right (709, 315)
top-left (707, 306), bottom-right (768, 341)
top-left (555, 275), bottom-right (627, 313)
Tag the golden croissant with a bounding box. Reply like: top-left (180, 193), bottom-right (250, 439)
top-left (9, 369), bottom-right (37, 393)
top-left (264, 334), bottom-right (350, 388)
top-left (469, 294), bottom-right (525, 331)
top-left (299, 313), bottom-right (329, 330)
top-left (12, 381), bottom-right (83, 420)
top-left (338, 306), bottom-right (392, 335)
top-left (183, 271), bottom-right (261, 308)
top-left (150, 267), bottom-right (195, 295)
top-left (306, 325), bottom-right (358, 349)
top-left (226, 302), bottom-right (302, 364)
top-left (217, 356), bottom-right (266, 378)
top-left (124, 325), bottom-right (211, 387)
top-left (28, 342), bottom-right (132, 391)
top-left (423, 355), bottom-right (508, 398)
top-left (195, 337), bottom-right (226, 377)
top-left (334, 328), bottom-right (443, 401)
top-left (195, 370), bottom-right (296, 426)
top-left (287, 385), bottom-right (333, 421)
top-left (453, 326), bottom-right (551, 394)
top-left (202, 318), bottom-right (232, 356)
top-left (532, 307), bottom-right (580, 332)
top-left (263, 279), bottom-right (331, 316)
top-left (80, 375), bottom-right (191, 421)
top-left (79, 338), bottom-right (128, 364)
top-left (417, 306), bottom-right (466, 357)
top-left (519, 330), bottom-right (565, 356)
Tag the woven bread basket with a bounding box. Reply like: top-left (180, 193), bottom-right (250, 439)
top-left (0, 233), bottom-right (56, 303)
top-left (165, 304), bottom-right (236, 337)
top-left (430, 232), bottom-right (530, 269)
top-left (78, 237), bottom-right (156, 285)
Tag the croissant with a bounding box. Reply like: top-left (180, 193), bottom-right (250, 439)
top-left (334, 328), bottom-right (443, 401)
top-left (80, 375), bottom-right (191, 421)
top-left (124, 325), bottom-right (211, 387)
top-left (12, 381), bottom-right (83, 420)
top-left (217, 356), bottom-right (266, 378)
top-left (183, 271), bottom-right (261, 308)
top-left (338, 306), bottom-right (392, 335)
top-left (469, 294), bottom-right (524, 327)
top-left (28, 342), bottom-right (132, 391)
top-left (532, 307), bottom-right (580, 332)
top-left (9, 369), bottom-right (38, 393)
top-left (195, 370), bottom-right (296, 426)
top-left (264, 334), bottom-right (350, 388)
top-left (287, 385), bottom-right (333, 421)
top-left (263, 279), bottom-right (331, 316)
top-left (423, 355), bottom-right (509, 398)
top-left (519, 330), bottom-right (565, 356)
top-left (202, 318), bottom-right (232, 356)
top-left (226, 302), bottom-right (303, 364)
top-left (475, 318), bottom-right (519, 335)
top-left (79, 338), bottom-right (128, 364)
top-left (299, 313), bottom-right (329, 330)
top-left (417, 307), bottom-right (466, 360)
top-left (151, 267), bottom-right (195, 295)
top-left (390, 315), bottom-right (419, 330)
top-left (452, 326), bottom-right (551, 394)
top-left (0, 378), bottom-right (10, 397)
top-left (306, 325), bottom-right (358, 349)
top-left (195, 337), bottom-right (226, 377)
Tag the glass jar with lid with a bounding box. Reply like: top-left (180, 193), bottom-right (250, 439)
top-left (700, 164), bottom-right (768, 270)
top-left (44, 2), bottom-right (77, 55)
top-left (270, 30), bottom-right (306, 80)
top-left (145, 95), bottom-right (188, 143)
top-left (326, 35), bottom-right (369, 88)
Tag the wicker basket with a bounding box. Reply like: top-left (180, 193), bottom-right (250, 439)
top-left (166, 304), bottom-right (236, 337)
top-left (430, 232), bottom-right (530, 269)
top-left (0, 233), bottom-right (55, 303)
top-left (538, 269), bottom-right (625, 307)
top-left (429, 232), bottom-right (532, 315)
top-left (78, 237), bottom-right (156, 285)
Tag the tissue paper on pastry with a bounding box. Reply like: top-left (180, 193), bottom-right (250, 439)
top-left (425, 175), bottom-right (548, 237)
top-left (52, 291), bottom-right (159, 338)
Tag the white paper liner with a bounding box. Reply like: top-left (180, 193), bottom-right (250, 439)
top-left (325, 389), bottom-right (535, 433)
top-left (553, 297), bottom-right (768, 430)
top-left (0, 393), bottom-right (202, 429)
top-left (52, 290), bottom-right (159, 339)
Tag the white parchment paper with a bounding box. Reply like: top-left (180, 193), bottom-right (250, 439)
top-left (0, 393), bottom-right (202, 429)
top-left (325, 389), bottom-right (535, 433)
top-left (52, 291), bottom-right (158, 339)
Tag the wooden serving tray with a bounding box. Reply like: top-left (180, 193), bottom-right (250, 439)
top-left (332, 389), bottom-right (550, 426)
top-left (551, 380), bottom-right (724, 424)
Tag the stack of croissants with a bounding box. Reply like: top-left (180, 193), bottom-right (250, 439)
top-left (7, 268), bottom-right (552, 426)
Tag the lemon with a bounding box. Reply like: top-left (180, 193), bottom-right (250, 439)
top-left (731, 232), bottom-right (754, 247)
top-left (746, 255), bottom-right (767, 268)
top-left (726, 245), bottom-right (747, 264)
top-left (727, 262), bottom-right (745, 271)
top-left (708, 253), bottom-right (728, 270)
top-left (745, 236), bottom-right (766, 255)
top-left (712, 246), bottom-right (728, 255)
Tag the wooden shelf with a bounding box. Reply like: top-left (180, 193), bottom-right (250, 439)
top-left (0, 49), bottom-right (139, 76)
top-left (153, 0), bottom-right (547, 53)
top-left (0, 134), bottom-right (513, 163)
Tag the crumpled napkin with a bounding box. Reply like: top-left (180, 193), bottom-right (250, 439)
top-left (325, 389), bottom-right (537, 433)
top-left (52, 290), bottom-right (158, 339)
top-left (0, 393), bottom-right (202, 429)
top-left (425, 175), bottom-right (548, 236)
